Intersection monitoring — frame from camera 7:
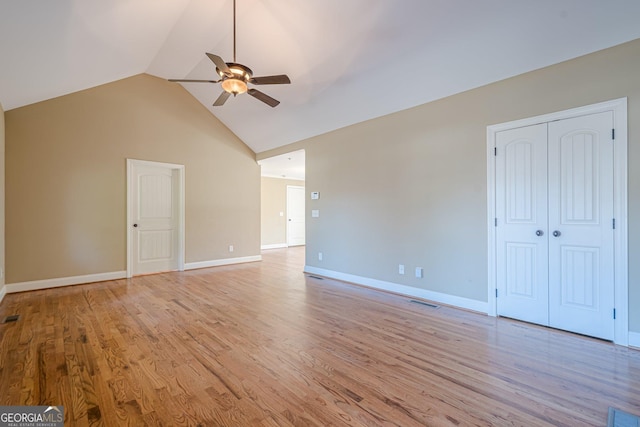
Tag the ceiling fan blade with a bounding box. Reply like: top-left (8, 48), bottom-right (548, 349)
top-left (248, 89), bottom-right (280, 107)
top-left (206, 53), bottom-right (231, 75)
top-left (213, 91), bottom-right (231, 106)
top-left (168, 79), bottom-right (220, 83)
top-left (250, 75), bottom-right (291, 85)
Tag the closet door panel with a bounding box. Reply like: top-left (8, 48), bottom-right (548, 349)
top-left (495, 123), bottom-right (549, 325)
top-left (548, 111), bottom-right (614, 340)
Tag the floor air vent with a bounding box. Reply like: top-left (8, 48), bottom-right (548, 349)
top-left (2, 315), bottom-right (20, 323)
top-left (307, 275), bottom-right (324, 280)
top-left (410, 300), bottom-right (439, 309)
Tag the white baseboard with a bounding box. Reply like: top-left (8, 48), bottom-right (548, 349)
top-left (629, 332), bottom-right (640, 349)
top-left (185, 255), bottom-right (262, 270)
top-left (261, 243), bottom-right (288, 250)
top-left (0, 285), bottom-right (6, 304)
top-left (304, 266), bottom-right (489, 314)
top-left (3, 256), bottom-right (263, 295)
top-left (6, 271), bottom-right (127, 294)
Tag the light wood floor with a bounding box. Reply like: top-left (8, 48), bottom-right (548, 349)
top-left (1, 247), bottom-right (639, 426)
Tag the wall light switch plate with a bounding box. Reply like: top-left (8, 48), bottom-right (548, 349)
top-left (318, 252), bottom-right (323, 261)
top-left (311, 210), bottom-right (320, 218)
top-left (398, 264), bottom-right (405, 275)
top-left (415, 267), bottom-right (423, 278)
top-left (311, 192), bottom-right (320, 200)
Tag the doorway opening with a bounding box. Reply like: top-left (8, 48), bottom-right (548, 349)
top-left (258, 149), bottom-right (306, 250)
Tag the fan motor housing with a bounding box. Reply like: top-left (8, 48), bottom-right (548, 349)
top-left (217, 62), bottom-right (253, 81)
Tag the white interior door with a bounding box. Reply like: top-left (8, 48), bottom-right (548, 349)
top-left (548, 112), bottom-right (614, 340)
top-left (496, 123), bottom-right (549, 325)
top-left (129, 161), bottom-right (183, 276)
top-left (287, 185), bottom-right (305, 246)
top-left (495, 112), bottom-right (615, 340)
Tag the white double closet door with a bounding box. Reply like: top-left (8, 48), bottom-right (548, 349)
top-left (496, 111), bottom-right (614, 340)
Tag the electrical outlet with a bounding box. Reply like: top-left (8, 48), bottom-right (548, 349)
top-left (229, 245), bottom-right (234, 252)
top-left (415, 267), bottom-right (423, 278)
top-left (318, 252), bottom-right (323, 261)
top-left (398, 264), bottom-right (405, 275)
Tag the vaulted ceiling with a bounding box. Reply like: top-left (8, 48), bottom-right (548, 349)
top-left (1, 1), bottom-right (640, 154)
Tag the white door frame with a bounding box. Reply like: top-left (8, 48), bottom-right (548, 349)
top-left (127, 159), bottom-right (185, 278)
top-left (486, 98), bottom-right (628, 346)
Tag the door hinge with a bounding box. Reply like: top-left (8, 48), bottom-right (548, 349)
top-left (613, 308), bottom-right (616, 320)
top-left (495, 218), bottom-right (498, 227)
top-left (613, 218), bottom-right (616, 230)
top-left (494, 147), bottom-right (497, 156)
top-left (612, 129), bottom-right (615, 140)
top-left (495, 289), bottom-right (498, 298)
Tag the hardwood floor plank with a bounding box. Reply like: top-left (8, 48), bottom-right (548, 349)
top-left (1, 247), bottom-right (640, 426)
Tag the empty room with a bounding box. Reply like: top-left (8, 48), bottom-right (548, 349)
top-left (1, 1), bottom-right (640, 426)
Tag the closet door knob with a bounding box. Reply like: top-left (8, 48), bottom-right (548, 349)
top-left (536, 230), bottom-right (544, 236)
top-left (553, 230), bottom-right (561, 237)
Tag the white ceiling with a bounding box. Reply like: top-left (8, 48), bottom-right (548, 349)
top-left (258, 149), bottom-right (305, 180)
top-left (1, 1), bottom-right (640, 155)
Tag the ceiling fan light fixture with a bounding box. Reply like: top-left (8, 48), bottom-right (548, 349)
top-left (168, 0), bottom-right (290, 107)
top-left (221, 78), bottom-right (248, 95)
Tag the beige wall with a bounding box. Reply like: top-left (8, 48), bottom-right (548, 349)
top-left (261, 177), bottom-right (305, 247)
top-left (5, 74), bottom-right (260, 283)
top-left (258, 38), bottom-right (640, 333)
top-left (0, 102), bottom-right (4, 293)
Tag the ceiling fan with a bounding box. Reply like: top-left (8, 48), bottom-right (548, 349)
top-left (169, 0), bottom-right (291, 107)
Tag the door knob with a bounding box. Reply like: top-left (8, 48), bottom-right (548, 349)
top-left (536, 230), bottom-right (544, 236)
top-left (133, 223), bottom-right (138, 228)
top-left (553, 230), bottom-right (561, 237)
